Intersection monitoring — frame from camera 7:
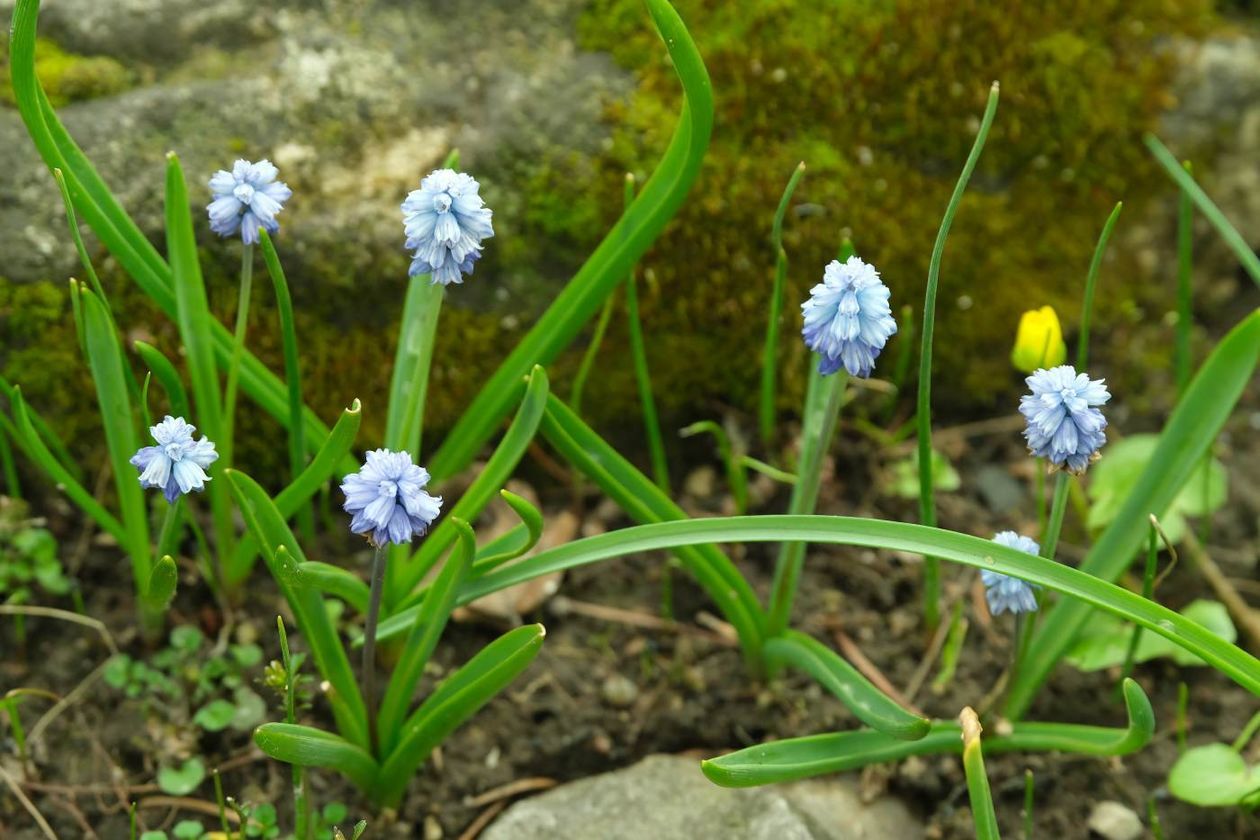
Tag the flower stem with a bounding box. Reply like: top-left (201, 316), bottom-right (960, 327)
top-left (1040, 472), bottom-right (1071, 561)
top-left (156, 497), bottom-right (182, 559)
top-left (363, 543), bottom-right (388, 756)
top-left (221, 243), bottom-right (254, 469)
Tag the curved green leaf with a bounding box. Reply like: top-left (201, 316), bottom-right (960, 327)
top-left (427, 0), bottom-right (714, 481)
top-left (378, 519), bottom-right (475, 755)
top-left (960, 709), bottom-right (1000, 840)
top-left (703, 678), bottom-right (1154, 788)
top-left (765, 631), bottom-right (929, 741)
top-left (134, 341), bottom-right (190, 420)
top-left (227, 400), bottom-right (362, 581)
top-left (373, 624), bottom-right (544, 807)
top-left (226, 470), bottom-right (368, 749)
top-left (472, 489), bottom-right (545, 574)
top-left (459, 516), bottom-right (1260, 697)
top-left (1008, 309), bottom-right (1260, 717)
top-left (290, 561), bottom-right (369, 614)
top-left (254, 723), bottom-right (378, 793)
top-left (80, 287), bottom-right (149, 577)
top-left (391, 366), bottom-right (549, 607)
top-left (537, 395), bottom-right (764, 666)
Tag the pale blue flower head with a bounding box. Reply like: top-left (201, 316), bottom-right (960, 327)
top-left (402, 168), bottom-right (494, 286)
top-left (1019, 365), bottom-right (1110, 474)
top-left (341, 449), bottom-right (443, 547)
top-left (801, 255), bottom-right (897, 377)
top-left (129, 416), bottom-right (219, 504)
top-left (207, 159), bottom-right (292, 245)
top-left (982, 531), bottom-right (1041, 616)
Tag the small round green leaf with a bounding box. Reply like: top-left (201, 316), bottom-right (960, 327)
top-left (1169, 743), bottom-right (1260, 806)
top-left (193, 699), bottom-right (236, 732)
top-left (157, 758), bottom-right (206, 796)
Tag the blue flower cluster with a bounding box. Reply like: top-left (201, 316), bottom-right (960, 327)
top-left (801, 256), bottom-right (897, 378)
top-left (340, 449), bottom-right (443, 547)
top-left (130, 416), bottom-right (219, 504)
top-left (1019, 365), bottom-right (1110, 474)
top-left (402, 169), bottom-right (495, 286)
top-left (982, 531), bottom-right (1041, 616)
top-left (207, 159), bottom-right (292, 245)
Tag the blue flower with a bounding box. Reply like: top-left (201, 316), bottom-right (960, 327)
top-left (341, 449), bottom-right (443, 546)
top-left (402, 169), bottom-right (494, 286)
top-left (207, 159), bottom-right (292, 245)
top-left (982, 531), bottom-right (1041, 616)
top-left (1019, 365), bottom-right (1110, 474)
top-left (801, 255), bottom-right (897, 377)
top-left (130, 416), bottom-right (219, 504)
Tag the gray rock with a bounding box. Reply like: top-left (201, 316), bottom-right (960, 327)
top-left (1086, 800), bottom-right (1143, 840)
top-left (481, 754), bottom-right (922, 840)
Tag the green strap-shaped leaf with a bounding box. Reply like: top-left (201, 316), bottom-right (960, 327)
top-left (227, 400), bottom-right (362, 578)
top-left (226, 470), bottom-right (368, 749)
top-left (9, 0), bottom-right (341, 467)
top-left (254, 723), bottom-right (378, 793)
top-left (426, 0), bottom-right (714, 481)
top-left (290, 561), bottom-right (369, 614)
top-left (457, 516), bottom-right (1260, 698)
top-left (702, 678), bottom-right (1153, 788)
top-left (8, 387), bottom-right (127, 544)
top-left (390, 367), bottom-right (549, 608)
top-left (1007, 309), bottom-right (1260, 717)
top-left (960, 709), bottom-right (1001, 840)
top-left (537, 396), bottom-right (764, 665)
top-left (373, 624), bottom-right (544, 807)
top-left (0, 375), bottom-right (80, 480)
top-left (764, 631), bottom-right (929, 741)
top-left (80, 287), bottom-right (150, 581)
top-left (134, 341), bottom-right (190, 420)
top-left (377, 519), bottom-right (475, 755)
top-left (472, 490), bottom-right (545, 574)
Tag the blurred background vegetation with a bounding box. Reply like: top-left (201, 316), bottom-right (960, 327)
top-left (2, 0), bottom-right (1255, 473)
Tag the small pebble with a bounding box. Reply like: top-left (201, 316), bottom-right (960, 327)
top-left (423, 814), bottom-right (443, 840)
top-left (601, 673), bottom-right (639, 708)
top-left (1087, 800), bottom-right (1143, 840)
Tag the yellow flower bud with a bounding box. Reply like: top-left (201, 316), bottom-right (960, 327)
top-left (1011, 306), bottom-right (1067, 372)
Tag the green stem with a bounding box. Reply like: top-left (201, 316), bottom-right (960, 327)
top-left (765, 364), bottom-right (846, 639)
top-left (570, 292), bottom-right (617, 416)
top-left (1023, 769), bottom-right (1035, 840)
top-left (1040, 473), bottom-right (1071, 561)
top-left (759, 161), bottom-right (806, 445)
top-left (277, 617), bottom-right (310, 840)
top-left (626, 238), bottom-right (669, 494)
top-left (918, 82), bottom-right (1000, 630)
top-left (0, 421), bottom-right (20, 498)
top-left (156, 498), bottom-right (182, 559)
top-left (221, 243), bottom-right (254, 469)
top-left (1035, 458), bottom-right (1046, 533)
top-left (1076, 202), bottom-right (1123, 369)
top-left (1118, 522), bottom-right (1159, 689)
top-left (362, 544), bottom-right (387, 757)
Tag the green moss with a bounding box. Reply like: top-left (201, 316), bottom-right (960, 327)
top-left (0, 36), bottom-right (132, 107)
top-left (568, 0), bottom-right (1213, 416)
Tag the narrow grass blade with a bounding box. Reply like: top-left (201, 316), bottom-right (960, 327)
top-left (570, 291), bottom-right (617, 415)
top-left (917, 82), bottom-right (1000, 629)
top-left (765, 631), bottom-right (930, 740)
top-left (426, 0), bottom-right (713, 481)
top-left (133, 341), bottom-right (190, 419)
top-left (254, 724), bottom-right (378, 793)
top-left (1145, 134), bottom-right (1260, 289)
top-left (1008, 309), bottom-right (1260, 718)
top-left (456, 516), bottom-right (1260, 696)
top-left (378, 519), bottom-right (474, 755)
top-left (0, 421), bottom-right (19, 497)
top-left (960, 707), bottom-right (1001, 840)
top-left (536, 395), bottom-right (764, 665)
top-left (79, 287), bottom-right (150, 582)
top-left (702, 678), bottom-right (1153, 788)
top-left (258, 231), bottom-right (312, 537)
top-left (759, 161), bottom-right (806, 444)
top-left (1175, 161), bottom-right (1194, 396)
top-left (390, 367), bottom-right (549, 608)
top-left (226, 400), bottom-right (362, 585)
top-left (1076, 202), bottom-right (1123, 369)
top-left (373, 624), bottom-right (545, 807)
top-left (6, 388), bottom-right (126, 543)
top-left (680, 420), bottom-right (747, 513)
top-left (226, 471), bottom-right (368, 749)
top-left (0, 375), bottom-right (80, 480)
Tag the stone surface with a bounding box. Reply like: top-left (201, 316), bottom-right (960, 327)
top-left (480, 754), bottom-right (923, 840)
